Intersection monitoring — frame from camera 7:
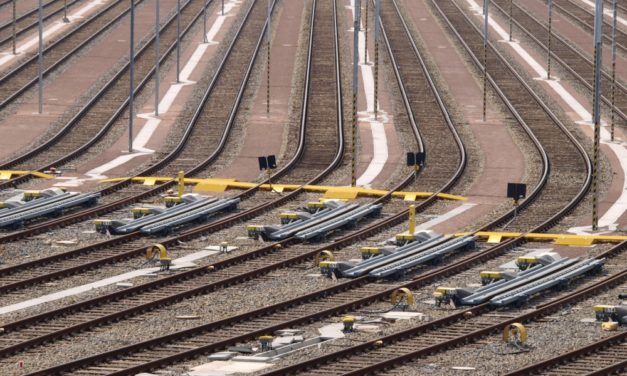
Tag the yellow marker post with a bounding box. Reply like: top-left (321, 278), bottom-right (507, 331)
top-left (177, 171), bottom-right (185, 198)
top-left (408, 204), bottom-right (416, 235)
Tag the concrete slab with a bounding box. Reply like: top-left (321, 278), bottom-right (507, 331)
top-left (207, 352), bottom-right (238, 361)
top-left (275, 329), bottom-right (304, 336)
top-left (204, 246), bottom-right (237, 253)
top-left (317, 323), bottom-right (346, 339)
top-left (354, 324), bottom-right (381, 333)
top-left (272, 335), bottom-right (304, 347)
top-left (189, 360), bottom-right (273, 375)
top-left (0, 250), bottom-right (215, 315)
top-left (230, 356), bottom-right (272, 363)
top-left (381, 311), bottom-right (425, 320)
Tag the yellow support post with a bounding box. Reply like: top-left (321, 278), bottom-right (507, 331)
top-left (408, 204), bottom-right (416, 235)
top-left (177, 171), bottom-right (185, 198)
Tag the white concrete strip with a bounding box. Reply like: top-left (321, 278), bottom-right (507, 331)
top-left (414, 203), bottom-right (476, 232)
top-left (0, 0), bottom-right (106, 66)
top-left (0, 250), bottom-right (217, 316)
top-left (348, 0), bottom-right (390, 187)
top-left (576, 0), bottom-right (627, 27)
top-left (466, 0), bottom-right (627, 234)
top-left (54, 0), bottom-right (241, 187)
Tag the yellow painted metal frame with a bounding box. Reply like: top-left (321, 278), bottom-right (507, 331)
top-left (453, 231), bottom-right (627, 245)
top-left (0, 170), bottom-right (55, 180)
top-left (99, 177), bottom-right (466, 201)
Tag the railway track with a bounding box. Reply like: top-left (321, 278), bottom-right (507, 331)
top-left (0, 0), bottom-right (328, 305)
top-left (0, 0), bottom-right (80, 51)
top-left (0, 0), bottom-right (274, 242)
top-left (543, 0), bottom-right (626, 55)
top-left (0, 0), bottom-right (206, 173)
top-left (505, 330), bottom-right (627, 375)
top-left (0, 0), bottom-right (279, 293)
top-left (242, 1), bottom-right (608, 372)
top-left (381, 0), bottom-right (463, 192)
top-left (0, 0), bottom-right (600, 374)
top-left (0, 0), bottom-right (145, 110)
top-left (490, 0), bottom-right (627, 126)
top-left (0, 1), bottom-right (572, 375)
top-left (260, 243), bottom-right (627, 376)
top-left (441, 0), bottom-right (591, 232)
top-left (0, 0), bottom-right (467, 372)
top-left (0, 0), bottom-right (360, 371)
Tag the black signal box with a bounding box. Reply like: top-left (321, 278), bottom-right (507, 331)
top-left (406, 152), bottom-right (425, 167)
top-left (507, 183), bottom-right (527, 200)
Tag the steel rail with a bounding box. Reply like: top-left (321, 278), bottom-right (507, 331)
top-left (261, 241), bottom-right (627, 376)
top-left (0, 0), bottom-right (79, 50)
top-left (0, 0), bottom-right (145, 110)
top-left (0, 0), bottom-right (343, 301)
top-left (0, 0), bottom-right (297, 243)
top-left (544, 0), bottom-right (626, 54)
top-left (491, 0), bottom-right (627, 125)
top-left (444, 0), bottom-right (591, 232)
top-left (0, 0), bottom-right (201, 175)
top-left (0, 0), bottom-right (345, 301)
top-left (6, 0), bottom-right (470, 372)
top-left (0, 0), bottom-right (278, 290)
top-left (505, 330), bottom-right (627, 375)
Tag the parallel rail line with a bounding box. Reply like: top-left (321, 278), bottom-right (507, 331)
top-left (491, 0), bottom-right (627, 126)
top-left (505, 330), bottom-right (627, 375)
top-left (0, 0), bottom-right (589, 373)
top-left (0, 0), bottom-right (79, 51)
top-left (0, 0), bottom-right (145, 110)
top-left (544, 0), bottom-right (626, 55)
top-left (0, 0), bottom-right (472, 372)
top-left (449, 0), bottom-right (592, 232)
top-left (261, 243), bottom-right (627, 375)
top-left (0, 0), bottom-right (278, 293)
top-left (0, 0), bottom-right (203, 173)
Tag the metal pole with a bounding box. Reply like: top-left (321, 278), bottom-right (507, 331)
top-left (38, 0), bottom-right (43, 114)
top-left (129, 0), bottom-right (135, 152)
top-left (12, 0), bottom-right (16, 55)
top-left (155, 0), bottom-right (160, 116)
top-left (266, 0), bottom-right (271, 114)
top-left (591, 0), bottom-right (603, 231)
top-left (364, 0), bottom-right (368, 63)
top-left (352, 0), bottom-right (361, 187)
top-left (203, 0), bottom-right (208, 43)
top-left (483, 0), bottom-right (489, 122)
top-left (374, 0), bottom-right (380, 120)
top-left (63, 0), bottom-right (69, 22)
top-left (547, 0), bottom-right (552, 79)
top-left (509, 0), bottom-right (513, 41)
top-left (610, 0), bottom-right (617, 141)
top-left (222, 0), bottom-right (224, 16)
top-left (176, 0), bottom-right (181, 83)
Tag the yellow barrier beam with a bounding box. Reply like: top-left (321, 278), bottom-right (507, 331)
top-left (0, 170), bottom-right (55, 180)
top-left (453, 231), bottom-right (627, 245)
top-left (99, 177), bottom-right (467, 201)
